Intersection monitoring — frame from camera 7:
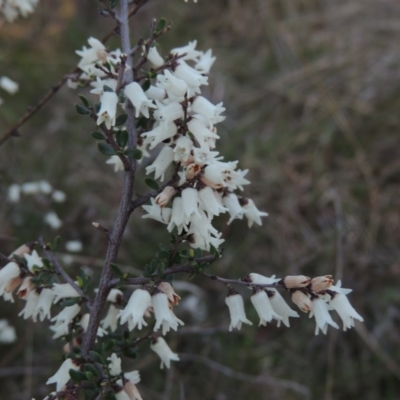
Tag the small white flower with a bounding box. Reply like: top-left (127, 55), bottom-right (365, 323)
top-left (195, 49), bottom-right (216, 73)
top-left (167, 196), bottom-right (189, 234)
top-left (145, 85), bottom-right (166, 101)
top-left (17, 277), bottom-right (34, 299)
top-left (108, 353), bottom-right (122, 376)
top-left (191, 96), bottom-right (225, 125)
top-left (154, 101), bottom-right (184, 123)
top-left (152, 292), bottom-right (184, 335)
top-left (173, 135), bottom-right (193, 162)
top-left (157, 70), bottom-right (188, 98)
top-left (119, 288), bottom-right (152, 331)
top-left (145, 146), bottom-right (174, 182)
top-left (32, 288), bottom-right (55, 322)
top-left (21, 181), bottom-right (41, 194)
top-left (44, 211), bottom-right (63, 230)
top-left (46, 358), bottom-right (80, 391)
top-left (171, 40), bottom-right (201, 61)
top-left (102, 304), bottom-right (120, 332)
top-left (38, 180), bottom-right (52, 194)
top-left (310, 297), bottom-right (339, 335)
top-left (245, 273), bottom-right (280, 285)
top-left (187, 117), bottom-right (219, 148)
top-left (0, 262), bottom-right (21, 294)
top-left (198, 187), bottom-right (227, 217)
top-left (251, 289), bottom-right (282, 326)
top-left (0, 319), bottom-right (16, 343)
top-left (90, 77), bottom-right (117, 96)
top-left (223, 193), bottom-right (244, 224)
top-left (80, 313), bottom-right (107, 336)
top-left (181, 188), bottom-right (201, 219)
top-left (146, 46), bottom-right (164, 67)
top-left (52, 283), bottom-right (80, 304)
top-left (52, 190), bottom-right (67, 203)
top-left (65, 240), bottom-right (83, 253)
top-left (225, 292), bottom-right (252, 331)
top-left (107, 288), bottom-right (123, 303)
top-left (124, 81), bottom-right (157, 118)
top-left (291, 290), bottom-right (313, 313)
top-left (142, 197), bottom-right (172, 224)
top-left (18, 290), bottom-right (40, 320)
top-left (125, 370), bottom-right (141, 384)
top-left (0, 76), bottom-right (19, 94)
top-left (268, 289), bottom-right (300, 327)
top-left (8, 184), bottom-right (20, 203)
top-left (106, 155), bottom-right (124, 172)
top-left (50, 304), bottom-right (81, 339)
top-left (97, 91), bottom-right (119, 129)
top-left (24, 250), bottom-right (43, 271)
top-left (242, 198), bottom-right (268, 228)
top-left (143, 120), bottom-right (177, 150)
top-left (150, 337), bottom-right (180, 369)
top-left (329, 293), bottom-right (363, 331)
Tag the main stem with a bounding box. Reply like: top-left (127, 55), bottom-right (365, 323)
top-left (82, 0), bottom-right (136, 356)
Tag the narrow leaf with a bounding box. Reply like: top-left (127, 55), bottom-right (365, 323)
top-left (75, 104), bottom-right (90, 115)
top-left (145, 178), bottom-right (159, 190)
top-left (92, 131), bottom-right (106, 140)
top-left (125, 149), bottom-right (143, 160)
top-left (115, 114), bottom-right (128, 126)
top-left (78, 94), bottom-right (89, 107)
top-left (98, 142), bottom-right (116, 156)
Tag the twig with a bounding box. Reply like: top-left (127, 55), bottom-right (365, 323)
top-left (39, 238), bottom-right (90, 308)
top-left (179, 353), bottom-right (310, 399)
top-left (81, 0), bottom-right (137, 357)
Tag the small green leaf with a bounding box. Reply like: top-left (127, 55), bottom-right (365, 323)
top-left (103, 85), bottom-right (114, 93)
top-left (84, 364), bottom-right (100, 377)
top-left (115, 114), bottom-right (128, 126)
top-left (52, 236), bottom-right (61, 252)
top-left (156, 18), bottom-right (166, 32)
top-left (89, 351), bottom-right (105, 365)
top-left (77, 276), bottom-right (84, 288)
top-left (116, 130), bottom-right (128, 148)
top-left (60, 297), bottom-right (81, 307)
top-left (145, 178), bottom-right (159, 190)
top-left (78, 94), bottom-right (89, 107)
top-left (75, 104), bottom-right (90, 115)
top-left (123, 347), bottom-right (138, 359)
top-left (104, 339), bottom-right (116, 352)
top-left (156, 251), bottom-right (170, 259)
top-left (92, 131), bottom-right (106, 140)
top-left (110, 263), bottom-right (123, 277)
top-left (98, 142), bottom-right (116, 156)
top-left (69, 369), bottom-right (87, 383)
top-left (125, 149), bottom-right (142, 160)
top-left (141, 79), bottom-right (151, 92)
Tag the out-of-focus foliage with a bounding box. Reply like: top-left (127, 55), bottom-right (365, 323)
top-left (0, 0), bottom-right (400, 399)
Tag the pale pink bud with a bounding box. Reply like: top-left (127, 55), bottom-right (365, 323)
top-left (158, 282), bottom-right (181, 307)
top-left (311, 275), bottom-right (334, 293)
top-left (283, 275), bottom-right (311, 289)
top-left (17, 277), bottom-right (34, 299)
top-left (155, 186), bottom-right (177, 208)
top-left (185, 163), bottom-right (202, 180)
top-left (8, 244), bottom-right (31, 258)
top-left (291, 291), bottom-right (312, 313)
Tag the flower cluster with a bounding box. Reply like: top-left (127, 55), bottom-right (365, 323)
top-left (225, 273), bottom-right (364, 335)
top-left (0, 0), bottom-right (39, 22)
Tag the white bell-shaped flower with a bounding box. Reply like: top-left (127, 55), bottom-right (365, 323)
top-left (154, 101), bottom-right (184, 123)
top-left (145, 146), bottom-right (174, 182)
top-left (97, 91), bottom-right (119, 129)
top-left (268, 289), bottom-right (300, 327)
top-left (173, 136), bottom-right (193, 162)
top-left (0, 262), bottom-right (20, 294)
top-left (157, 70), bottom-right (188, 98)
top-left (152, 292), bottom-right (184, 335)
top-left (310, 297), bottom-right (339, 335)
top-left (142, 198), bottom-right (172, 224)
top-left (145, 85), bottom-right (166, 101)
top-left (124, 81), bottom-right (157, 118)
top-left (108, 353), bottom-right (122, 376)
top-left (167, 196), bottom-right (189, 234)
top-left (150, 337), bottom-right (180, 369)
top-left (32, 288), bottom-right (55, 322)
top-left (225, 292), bottom-right (252, 331)
top-left (173, 60), bottom-right (208, 92)
top-left (223, 193), bottom-right (244, 224)
top-left (195, 49), bottom-right (216, 74)
top-left (170, 40), bottom-right (201, 61)
top-left (191, 96), bottom-right (225, 125)
top-left (46, 358), bottom-right (80, 391)
top-left (181, 188), bottom-right (201, 219)
top-left (52, 283), bottom-right (80, 304)
top-left (143, 120), bottom-right (177, 149)
top-left (198, 187), bottom-right (227, 216)
top-left (251, 289), bottom-right (282, 326)
top-left (119, 288), bottom-right (152, 331)
top-left (242, 198), bottom-right (269, 228)
top-left (18, 290), bottom-right (40, 320)
top-left (329, 293), bottom-right (363, 331)
top-left (146, 46), bottom-right (164, 67)
top-left (102, 304), bottom-right (120, 332)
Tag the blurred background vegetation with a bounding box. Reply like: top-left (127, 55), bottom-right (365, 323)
top-left (1, 0), bottom-right (400, 399)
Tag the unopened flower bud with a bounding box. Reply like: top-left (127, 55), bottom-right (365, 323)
top-left (17, 277), bottom-right (34, 299)
top-left (291, 290), bottom-right (312, 313)
top-left (283, 275), bottom-right (311, 289)
top-left (9, 244), bottom-right (31, 259)
top-left (155, 186), bottom-right (177, 208)
top-left (185, 163), bottom-right (202, 180)
top-left (311, 275), bottom-right (334, 293)
top-left (158, 282), bottom-right (181, 307)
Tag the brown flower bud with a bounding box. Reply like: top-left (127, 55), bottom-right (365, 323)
top-left (291, 290), bottom-right (312, 313)
top-left (17, 277), bottom-right (34, 299)
top-left (124, 381), bottom-right (143, 400)
top-left (155, 186), bottom-right (176, 208)
top-left (283, 275), bottom-right (311, 289)
top-left (158, 281), bottom-right (181, 308)
top-left (310, 275), bottom-right (334, 293)
top-left (185, 163), bottom-right (202, 180)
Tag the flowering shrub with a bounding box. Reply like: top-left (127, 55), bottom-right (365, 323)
top-left (0, 1), bottom-right (364, 399)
